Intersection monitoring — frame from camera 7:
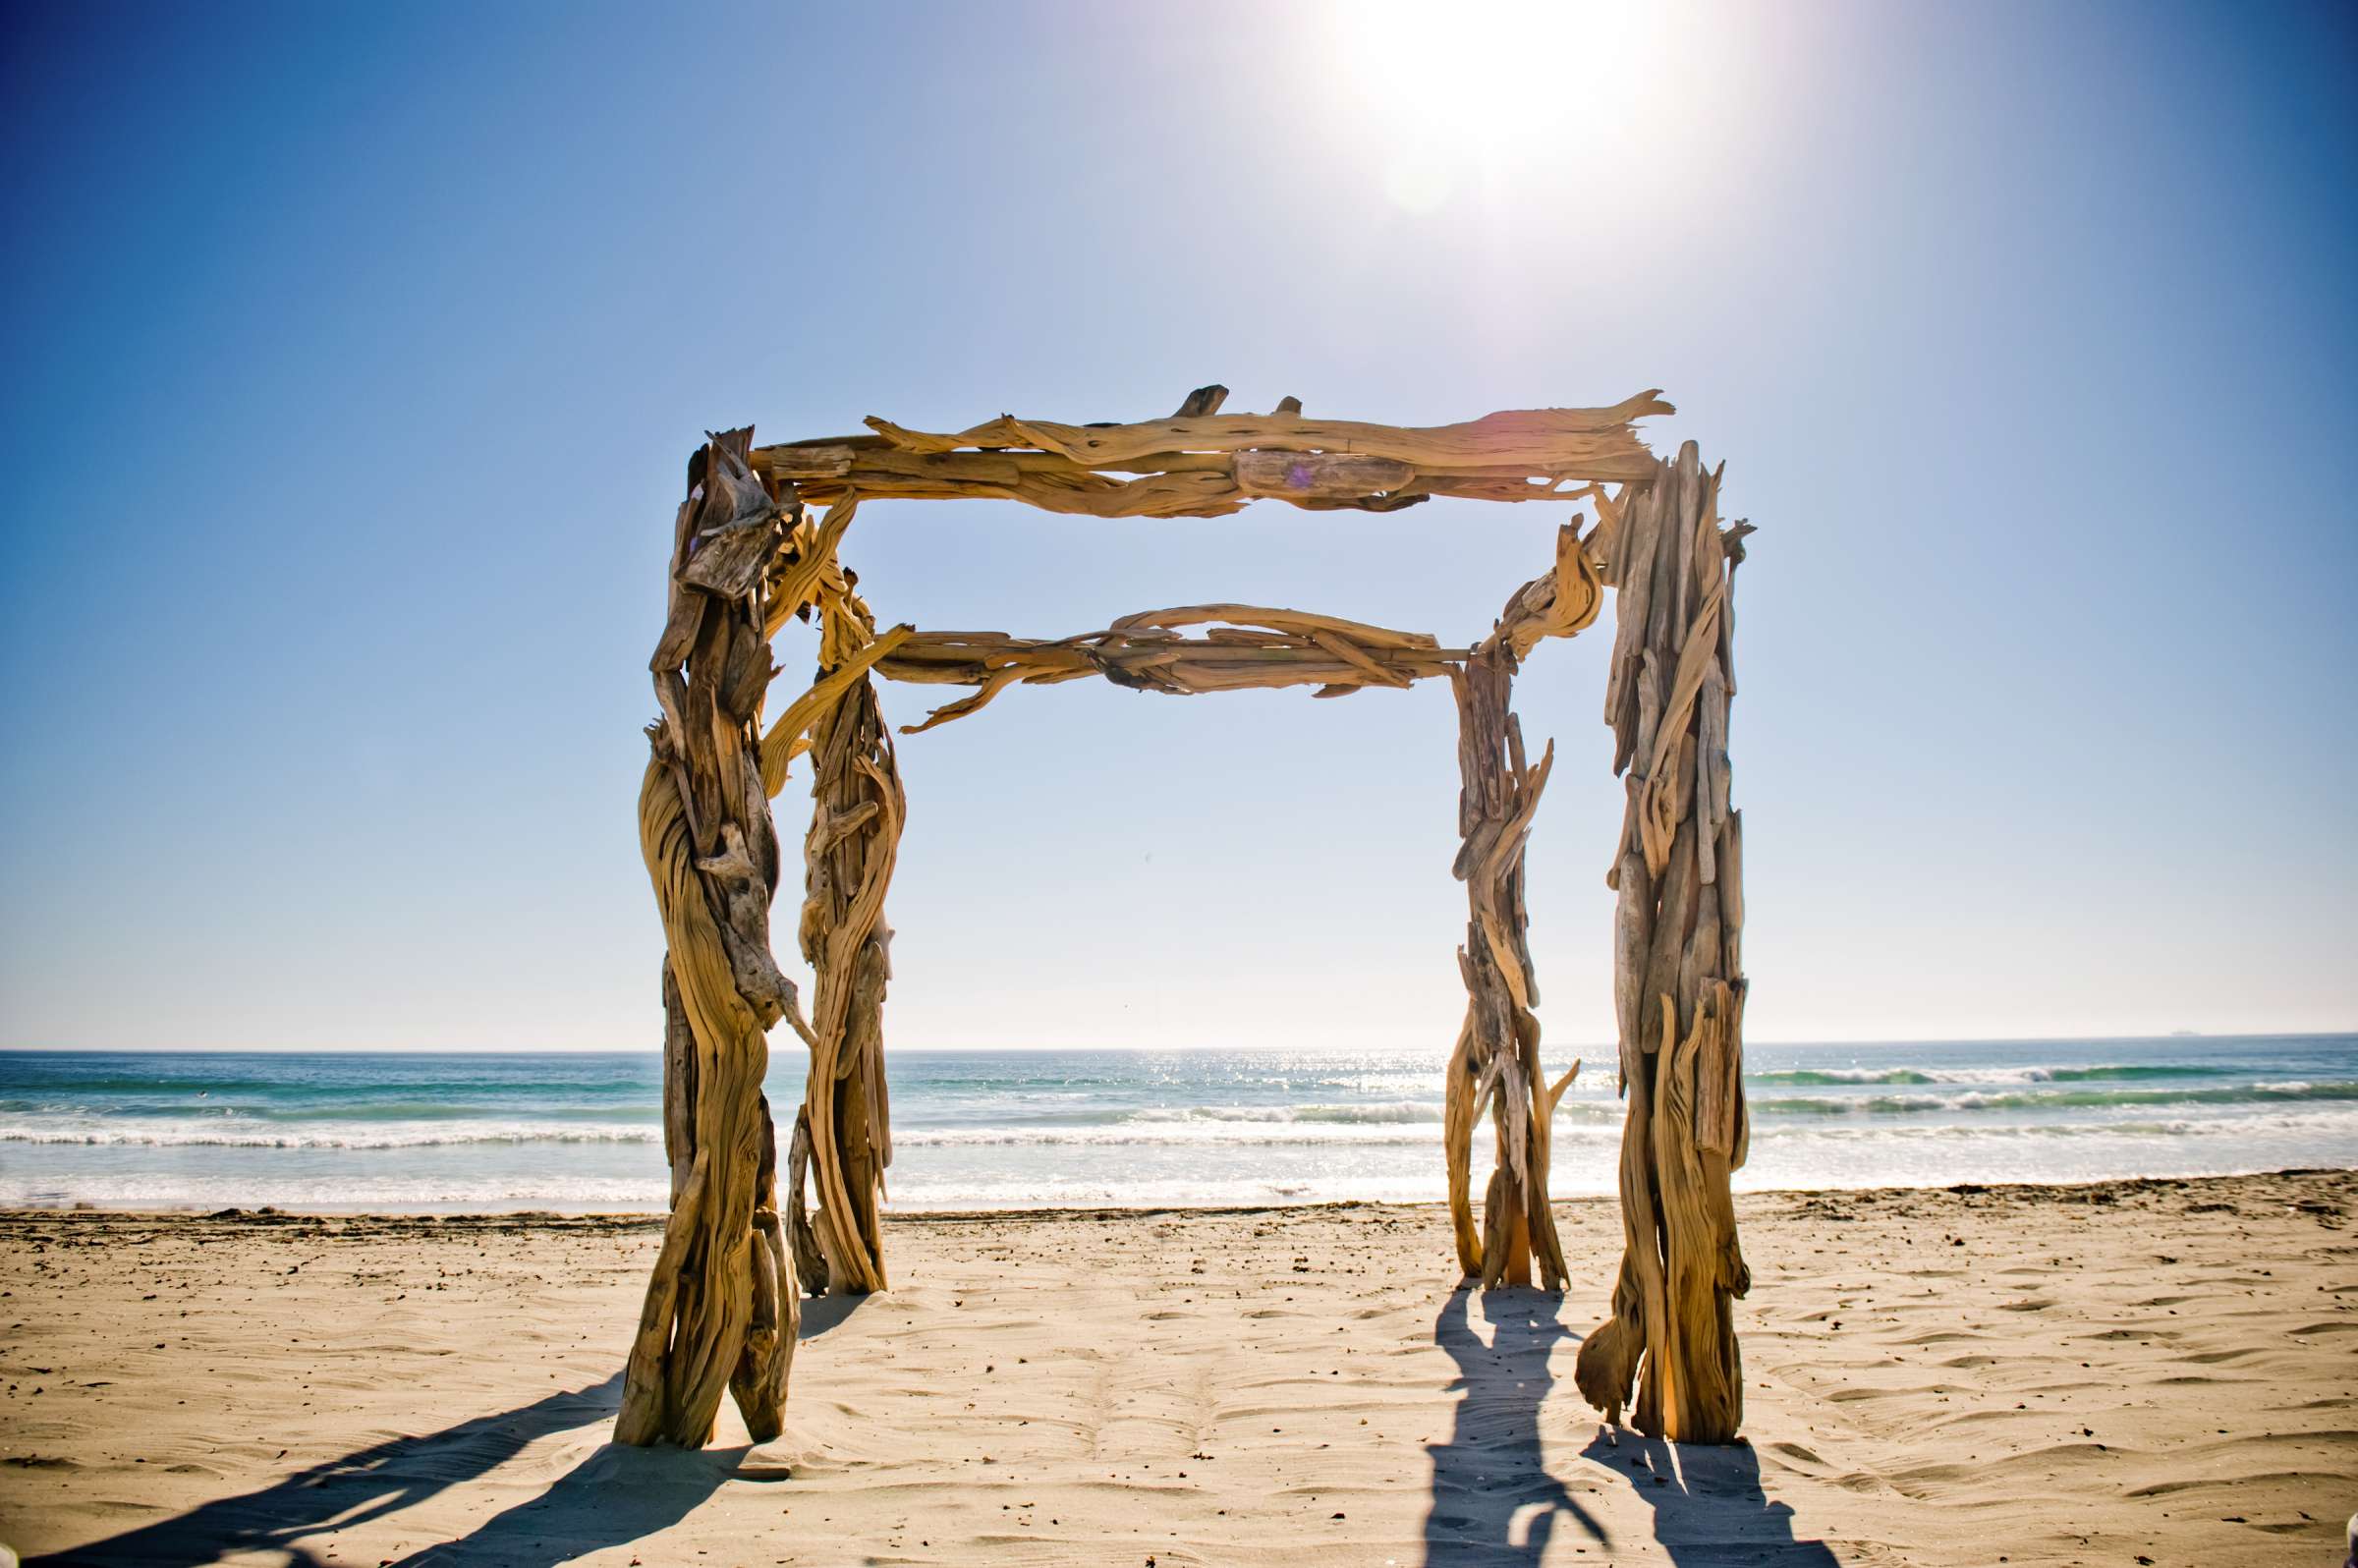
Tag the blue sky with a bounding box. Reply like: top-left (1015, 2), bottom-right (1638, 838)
top-left (2, 0), bottom-right (2352, 1052)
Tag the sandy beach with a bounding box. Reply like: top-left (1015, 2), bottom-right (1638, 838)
top-left (1, 1169), bottom-right (2350, 1567)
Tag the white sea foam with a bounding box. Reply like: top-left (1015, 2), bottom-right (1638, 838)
top-left (1123, 1100), bottom-right (1445, 1125)
top-left (1746, 1063), bottom-right (2238, 1087)
top-left (0, 1171), bottom-right (672, 1210)
top-left (0, 1120), bottom-right (662, 1149)
top-left (898, 1122), bottom-right (1480, 1149)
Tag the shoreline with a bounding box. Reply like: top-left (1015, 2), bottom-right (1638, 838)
top-left (4, 1163), bottom-right (2350, 1222)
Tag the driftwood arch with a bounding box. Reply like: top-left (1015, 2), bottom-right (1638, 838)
top-left (616, 386), bottom-right (1754, 1450)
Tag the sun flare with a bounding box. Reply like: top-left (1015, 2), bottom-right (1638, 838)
top-left (1332, 0), bottom-right (1670, 211)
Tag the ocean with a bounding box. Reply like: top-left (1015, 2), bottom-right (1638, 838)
top-left (0, 1035), bottom-right (2350, 1212)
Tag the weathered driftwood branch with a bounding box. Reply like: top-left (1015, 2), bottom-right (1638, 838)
top-left (1441, 522), bottom-right (1601, 1288)
top-left (646, 479), bottom-right (908, 1304)
top-left (787, 561), bottom-right (903, 1297)
top-left (864, 389), bottom-right (1672, 466)
top-left (870, 605), bottom-right (1466, 732)
top-left (1575, 440), bottom-right (1754, 1444)
top-left (620, 427), bottom-right (807, 1447)
top-left (749, 390), bottom-right (1667, 518)
top-left (783, 1104), bottom-right (828, 1292)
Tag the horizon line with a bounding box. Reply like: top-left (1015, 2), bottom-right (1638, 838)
top-left (0, 1029), bottom-right (2352, 1058)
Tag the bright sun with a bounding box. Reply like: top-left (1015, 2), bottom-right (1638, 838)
top-left (1332, 0), bottom-right (1669, 212)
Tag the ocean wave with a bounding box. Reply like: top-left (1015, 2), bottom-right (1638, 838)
top-left (1746, 1106), bottom-right (2358, 1140)
top-left (896, 1102), bottom-right (2358, 1150)
top-left (13, 1087), bottom-right (2346, 1151)
top-left (1750, 1081), bottom-right (2356, 1117)
top-left (1748, 1063), bottom-right (2229, 1087)
top-left (0, 1072), bottom-right (653, 1097)
top-left (0, 1121), bottom-right (662, 1149)
top-left (895, 1119), bottom-right (1623, 1148)
top-left (1124, 1100), bottom-right (1444, 1126)
top-left (29, 1088), bottom-right (2342, 1153)
top-left (0, 1175), bottom-right (670, 1209)
top-left (0, 1099), bottom-right (658, 1124)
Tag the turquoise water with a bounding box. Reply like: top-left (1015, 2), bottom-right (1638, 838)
top-left (0, 1036), bottom-right (2350, 1211)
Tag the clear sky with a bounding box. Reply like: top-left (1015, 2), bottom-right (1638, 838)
top-left (2, 1), bottom-right (2352, 1053)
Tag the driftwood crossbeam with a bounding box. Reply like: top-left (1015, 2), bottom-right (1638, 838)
top-left (751, 386), bottom-right (1672, 516)
top-left (619, 385), bottom-right (1756, 1453)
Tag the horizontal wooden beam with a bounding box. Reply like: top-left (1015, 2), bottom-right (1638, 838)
top-left (747, 389), bottom-right (1670, 518)
top-left (865, 605), bottom-right (1474, 733)
top-left (864, 390), bottom-right (1673, 468)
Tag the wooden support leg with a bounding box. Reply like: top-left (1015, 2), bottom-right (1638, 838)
top-left (619, 428), bottom-right (811, 1448)
top-left (797, 654), bottom-right (903, 1297)
top-left (1447, 649), bottom-right (1570, 1292)
top-left (1575, 442), bottom-right (1754, 1443)
top-left (719, 492), bottom-right (903, 1304)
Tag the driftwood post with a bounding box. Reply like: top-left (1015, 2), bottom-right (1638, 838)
top-left (732, 491), bottom-right (910, 1301)
top-left (619, 429), bottom-right (803, 1446)
top-left (1443, 522), bottom-right (1600, 1288)
top-left (1575, 441), bottom-right (1755, 1443)
top-left (791, 574), bottom-right (903, 1296)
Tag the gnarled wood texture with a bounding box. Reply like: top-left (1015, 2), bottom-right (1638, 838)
top-left (1574, 441), bottom-right (1755, 1444)
top-left (739, 496), bottom-right (907, 1300)
top-left (750, 388), bottom-right (1667, 517)
top-left (1441, 521), bottom-right (1600, 1288)
top-left (619, 428), bottom-right (807, 1447)
top-left (873, 605), bottom-right (1466, 731)
top-left (793, 641), bottom-right (902, 1296)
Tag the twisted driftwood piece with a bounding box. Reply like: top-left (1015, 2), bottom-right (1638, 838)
top-left (1442, 522), bottom-right (1601, 1287)
top-left (619, 428), bottom-right (807, 1447)
top-left (623, 456), bottom-right (913, 1445)
top-left (874, 605), bottom-right (1465, 731)
top-left (751, 386), bottom-right (1666, 518)
top-left (788, 572), bottom-right (903, 1297)
top-left (735, 496), bottom-right (908, 1299)
top-left (1574, 440), bottom-right (1755, 1443)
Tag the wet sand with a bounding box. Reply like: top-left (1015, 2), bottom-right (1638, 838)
top-left (2, 1169), bottom-right (2351, 1566)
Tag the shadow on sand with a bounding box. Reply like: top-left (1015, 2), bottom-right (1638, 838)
top-left (37, 1295), bottom-right (872, 1568)
top-left (387, 1430), bottom-right (768, 1567)
top-left (1577, 1428), bottom-right (1841, 1566)
top-left (31, 1374), bottom-right (633, 1567)
top-left (1424, 1286), bottom-right (1607, 1564)
top-left (1422, 1285), bottom-right (1838, 1567)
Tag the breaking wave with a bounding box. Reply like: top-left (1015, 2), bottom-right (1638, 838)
top-left (1748, 1063), bottom-right (2229, 1087)
top-left (1749, 1081), bottom-right (2356, 1117)
top-left (0, 1121), bottom-right (662, 1149)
